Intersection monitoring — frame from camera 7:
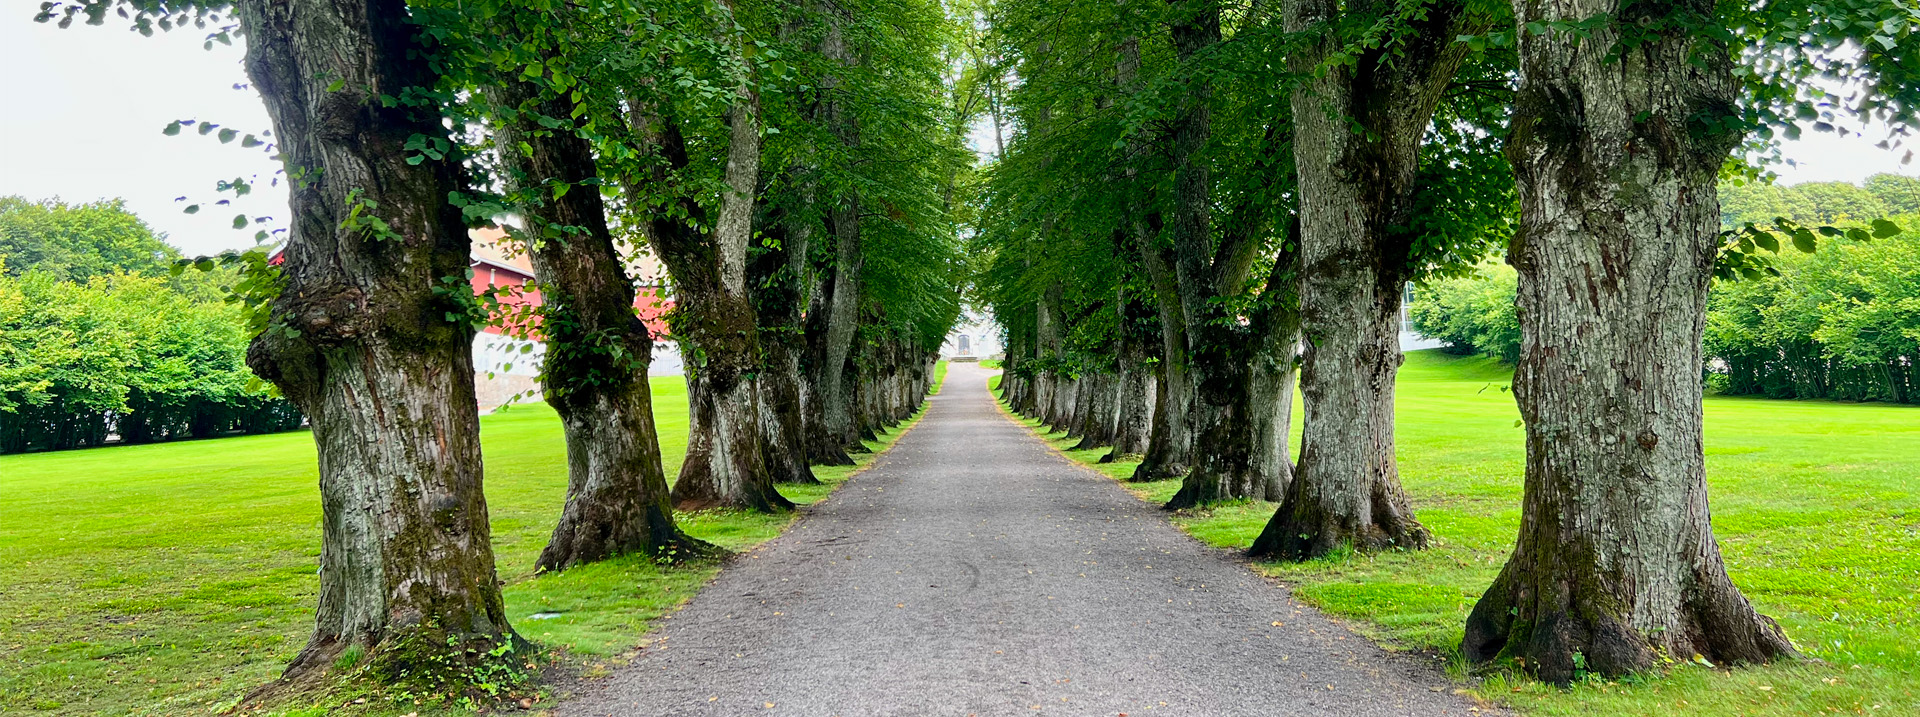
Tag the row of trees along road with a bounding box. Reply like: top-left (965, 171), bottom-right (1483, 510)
top-left (973, 0), bottom-right (1916, 685)
top-left (40, 0), bottom-right (966, 696)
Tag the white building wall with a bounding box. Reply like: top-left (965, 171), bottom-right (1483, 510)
top-left (471, 333), bottom-right (686, 410)
top-left (941, 311), bottom-right (1003, 361)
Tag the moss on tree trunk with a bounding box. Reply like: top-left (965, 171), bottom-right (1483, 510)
top-left (1462, 0), bottom-right (1797, 682)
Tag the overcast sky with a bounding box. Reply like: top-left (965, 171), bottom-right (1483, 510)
top-left (4, 16), bottom-right (1914, 259)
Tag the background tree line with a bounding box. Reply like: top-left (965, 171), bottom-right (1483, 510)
top-left (0, 196), bottom-right (300, 453)
top-left (1412, 175), bottom-right (1920, 404)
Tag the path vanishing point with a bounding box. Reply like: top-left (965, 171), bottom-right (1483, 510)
top-left (561, 362), bottom-right (1492, 717)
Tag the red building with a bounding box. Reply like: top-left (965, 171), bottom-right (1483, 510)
top-left (276, 226), bottom-right (679, 409)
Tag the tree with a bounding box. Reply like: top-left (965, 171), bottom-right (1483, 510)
top-left (1460, 0), bottom-right (1920, 683)
top-left (650, 46), bottom-right (794, 512)
top-left (0, 196), bottom-right (179, 281)
top-left (460, 2), bottom-right (723, 568)
top-left (1866, 173), bottom-right (1920, 215)
top-left (58, 0), bottom-right (530, 686)
top-left (1248, 0), bottom-right (1496, 559)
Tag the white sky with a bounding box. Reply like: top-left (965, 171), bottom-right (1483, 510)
top-left (4, 15), bottom-right (1914, 259)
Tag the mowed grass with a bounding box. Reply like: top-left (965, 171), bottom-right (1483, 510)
top-left (1001, 350), bottom-right (1920, 716)
top-left (0, 367), bottom-right (944, 716)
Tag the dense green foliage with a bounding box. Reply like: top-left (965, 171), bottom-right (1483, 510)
top-left (0, 197), bottom-right (297, 454)
top-left (1411, 178), bottom-right (1920, 404)
top-left (0, 197), bottom-right (180, 282)
top-left (1722, 173), bottom-right (1920, 227)
top-left (1407, 263), bottom-right (1520, 364)
top-left (0, 270), bottom-right (300, 454)
top-left (1706, 225), bottom-right (1920, 403)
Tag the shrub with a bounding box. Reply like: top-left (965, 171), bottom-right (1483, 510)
top-left (1408, 263), bottom-right (1520, 364)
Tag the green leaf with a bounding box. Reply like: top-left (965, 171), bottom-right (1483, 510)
top-left (326, 78), bottom-right (346, 92)
top-left (232, 214), bottom-right (249, 230)
top-left (1791, 229), bottom-right (1817, 253)
top-left (163, 121), bottom-right (183, 136)
top-left (218, 128), bottom-right (238, 143)
top-left (1870, 218), bottom-right (1902, 239)
top-left (1753, 231), bottom-right (1778, 253)
top-left (183, 204), bottom-right (201, 215)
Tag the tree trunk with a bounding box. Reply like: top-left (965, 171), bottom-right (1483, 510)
top-left (800, 259), bottom-right (856, 466)
top-left (1250, 0), bottom-right (1479, 559)
top-left (1247, 303), bottom-right (1300, 503)
top-left (1132, 247), bottom-right (1192, 481)
top-left (1160, 0), bottom-right (1275, 508)
top-left (1034, 290), bottom-right (1062, 424)
top-left (652, 71), bottom-right (790, 513)
top-left (815, 8), bottom-right (867, 455)
top-left (1461, 0), bottom-right (1797, 683)
top-left (757, 315), bottom-right (818, 485)
top-left (1177, 250), bottom-right (1304, 508)
top-left (750, 203), bottom-right (820, 485)
top-left (1063, 377), bottom-right (1089, 438)
top-left (1071, 372), bottom-right (1116, 450)
top-left (1104, 350), bottom-right (1156, 461)
top-left (235, 0), bottom-right (516, 683)
top-left (490, 75), bottom-right (716, 571)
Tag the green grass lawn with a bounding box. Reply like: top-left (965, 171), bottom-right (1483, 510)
top-left (0, 367), bottom-right (944, 716)
top-left (1001, 350), bottom-right (1920, 716)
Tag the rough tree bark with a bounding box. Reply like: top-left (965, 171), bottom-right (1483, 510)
top-left (1033, 285), bottom-right (1063, 424)
top-left (800, 254), bottom-right (857, 465)
top-left (647, 50), bottom-right (791, 512)
top-left (235, 0), bottom-right (516, 683)
top-left (1103, 300), bottom-right (1158, 462)
top-left (491, 77), bottom-right (717, 572)
top-left (1461, 0), bottom-right (1797, 682)
top-left (1131, 217), bottom-right (1193, 481)
top-left (750, 202), bottom-right (820, 485)
top-left (1249, 0), bottom-right (1481, 558)
top-left (1071, 371), bottom-right (1118, 450)
top-left (1246, 249), bottom-right (1303, 502)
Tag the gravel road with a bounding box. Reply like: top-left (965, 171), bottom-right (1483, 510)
top-left (560, 362), bottom-right (1491, 717)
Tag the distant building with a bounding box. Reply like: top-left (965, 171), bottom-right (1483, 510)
top-left (941, 310), bottom-right (1002, 361)
top-left (466, 227), bottom-right (681, 409)
top-left (273, 226), bottom-right (682, 410)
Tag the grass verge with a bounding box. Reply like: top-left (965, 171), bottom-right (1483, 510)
top-left (994, 351), bottom-right (1919, 716)
top-left (0, 364), bottom-right (947, 716)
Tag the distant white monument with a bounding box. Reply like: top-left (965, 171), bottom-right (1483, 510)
top-left (941, 310), bottom-right (1002, 361)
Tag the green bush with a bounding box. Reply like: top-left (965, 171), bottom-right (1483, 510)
top-left (0, 271), bottom-right (300, 453)
top-left (1705, 220), bottom-right (1920, 403)
top-left (1408, 263), bottom-right (1520, 364)
top-left (1407, 209), bottom-right (1920, 404)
